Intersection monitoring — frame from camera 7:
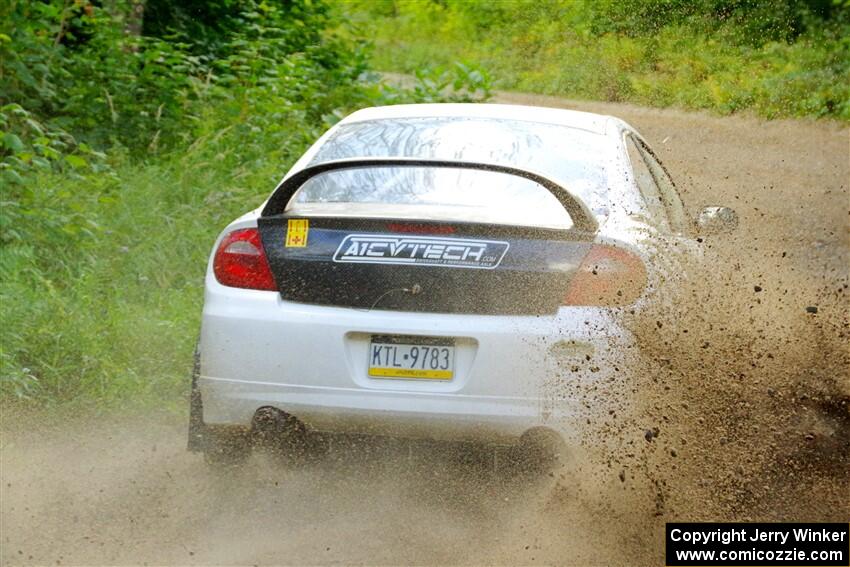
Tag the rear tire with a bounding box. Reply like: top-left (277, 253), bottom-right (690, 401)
top-left (203, 427), bottom-right (251, 469)
top-left (253, 407), bottom-right (327, 466)
top-left (512, 427), bottom-right (567, 477)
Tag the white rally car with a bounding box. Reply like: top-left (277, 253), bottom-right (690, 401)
top-left (188, 104), bottom-right (737, 466)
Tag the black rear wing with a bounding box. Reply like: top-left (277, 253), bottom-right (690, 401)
top-left (261, 157), bottom-right (598, 234)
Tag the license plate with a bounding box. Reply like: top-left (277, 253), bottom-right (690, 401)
top-left (368, 336), bottom-right (455, 380)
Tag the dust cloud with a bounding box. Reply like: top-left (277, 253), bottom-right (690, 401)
top-left (2, 96), bottom-right (848, 565)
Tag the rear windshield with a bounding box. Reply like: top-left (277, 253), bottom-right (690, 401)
top-left (308, 116), bottom-right (610, 217)
top-left (287, 165), bottom-right (573, 229)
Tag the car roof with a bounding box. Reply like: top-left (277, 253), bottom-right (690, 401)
top-left (341, 103), bottom-right (614, 135)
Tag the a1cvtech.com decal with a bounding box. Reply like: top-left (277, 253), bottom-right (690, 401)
top-left (332, 234), bottom-right (510, 269)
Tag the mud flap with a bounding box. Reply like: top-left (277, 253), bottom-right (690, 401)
top-left (187, 343), bottom-right (207, 452)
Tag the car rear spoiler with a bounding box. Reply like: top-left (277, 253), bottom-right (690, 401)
top-left (261, 157), bottom-right (598, 234)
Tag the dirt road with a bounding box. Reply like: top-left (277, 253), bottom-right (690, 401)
top-left (2, 95), bottom-right (847, 566)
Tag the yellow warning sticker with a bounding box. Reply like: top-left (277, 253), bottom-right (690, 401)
top-left (285, 219), bottom-right (308, 247)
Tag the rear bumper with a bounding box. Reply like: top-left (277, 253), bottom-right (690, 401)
top-left (199, 278), bottom-right (636, 444)
top-left (200, 376), bottom-right (552, 443)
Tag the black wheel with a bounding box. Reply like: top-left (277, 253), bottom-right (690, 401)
top-left (512, 427), bottom-right (567, 477)
top-left (253, 407), bottom-right (327, 466)
top-left (203, 426), bottom-right (252, 469)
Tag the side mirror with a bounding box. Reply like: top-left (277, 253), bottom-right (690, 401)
top-left (695, 206), bottom-right (738, 235)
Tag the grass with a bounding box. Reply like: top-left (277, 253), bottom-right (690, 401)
top-left (0, 138), bottom-right (303, 409)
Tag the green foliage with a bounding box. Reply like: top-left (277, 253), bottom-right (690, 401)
top-left (0, 0), bottom-right (375, 155)
top-left (0, 152), bottom-right (273, 406)
top-left (1, 103), bottom-right (114, 187)
top-left (142, 0), bottom-right (247, 52)
top-left (2, 1), bottom-right (199, 153)
top-left (586, 0), bottom-right (847, 43)
top-left (0, 0), bottom-right (489, 406)
top-left (350, 0), bottom-right (850, 120)
top-left (379, 63), bottom-right (493, 104)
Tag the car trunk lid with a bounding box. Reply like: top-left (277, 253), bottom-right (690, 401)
top-left (257, 159), bottom-right (598, 315)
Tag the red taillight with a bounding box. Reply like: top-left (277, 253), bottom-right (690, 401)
top-left (213, 228), bottom-right (276, 291)
top-left (564, 244), bottom-right (647, 306)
